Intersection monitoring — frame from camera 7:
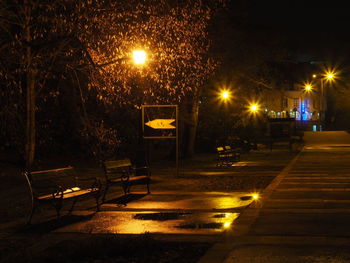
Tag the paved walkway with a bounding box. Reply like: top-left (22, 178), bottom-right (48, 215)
top-left (199, 131), bottom-right (350, 263)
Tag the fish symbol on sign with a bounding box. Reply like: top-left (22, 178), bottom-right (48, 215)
top-left (145, 119), bottom-right (176, 129)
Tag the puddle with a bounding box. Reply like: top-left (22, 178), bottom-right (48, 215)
top-left (240, 196), bottom-right (253, 201)
top-left (133, 212), bottom-right (191, 221)
top-left (176, 222), bottom-right (223, 229)
top-left (56, 211), bottom-right (240, 234)
top-left (212, 214), bottom-right (226, 218)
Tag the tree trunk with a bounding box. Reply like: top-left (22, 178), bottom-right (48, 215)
top-left (24, 0), bottom-right (36, 170)
top-left (182, 90), bottom-right (200, 158)
top-left (25, 71), bottom-right (36, 170)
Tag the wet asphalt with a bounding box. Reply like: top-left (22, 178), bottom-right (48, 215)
top-left (200, 131), bottom-right (350, 263)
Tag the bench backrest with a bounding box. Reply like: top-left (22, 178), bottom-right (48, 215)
top-left (103, 159), bottom-right (132, 179)
top-left (217, 146), bottom-right (224, 152)
top-left (224, 145), bottom-right (232, 151)
top-left (25, 166), bottom-right (76, 197)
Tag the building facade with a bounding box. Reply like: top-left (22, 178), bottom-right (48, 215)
top-left (262, 89), bottom-right (322, 131)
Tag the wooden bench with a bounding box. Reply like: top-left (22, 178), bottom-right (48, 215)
top-left (24, 166), bottom-right (102, 224)
top-left (216, 146), bottom-right (240, 166)
top-left (102, 158), bottom-right (151, 202)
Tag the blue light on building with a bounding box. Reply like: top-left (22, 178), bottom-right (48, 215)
top-left (301, 101), bottom-right (306, 121)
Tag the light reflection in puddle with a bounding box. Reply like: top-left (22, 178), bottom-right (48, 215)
top-left (57, 212), bottom-right (240, 234)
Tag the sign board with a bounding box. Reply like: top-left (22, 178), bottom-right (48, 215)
top-left (145, 119), bottom-right (176, 129)
top-left (142, 105), bottom-right (177, 139)
top-left (141, 105), bottom-right (179, 176)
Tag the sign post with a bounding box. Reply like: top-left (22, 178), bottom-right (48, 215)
top-left (142, 105), bottom-right (179, 176)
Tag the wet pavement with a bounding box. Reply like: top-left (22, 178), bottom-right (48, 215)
top-left (199, 131), bottom-right (350, 263)
top-left (0, 145), bottom-right (297, 262)
top-left (56, 191), bottom-right (257, 235)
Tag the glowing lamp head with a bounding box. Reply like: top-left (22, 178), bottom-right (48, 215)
top-left (249, 103), bottom-right (259, 113)
top-left (219, 90), bottom-right (231, 101)
top-left (221, 91), bottom-right (229, 99)
top-left (326, 73), bottom-right (334, 80)
top-left (304, 84), bottom-right (312, 92)
top-left (132, 50), bottom-right (147, 65)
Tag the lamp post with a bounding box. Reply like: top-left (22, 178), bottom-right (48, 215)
top-left (312, 71), bottom-right (335, 130)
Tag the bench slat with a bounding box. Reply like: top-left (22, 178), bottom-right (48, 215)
top-left (104, 159), bottom-right (131, 170)
top-left (37, 187), bottom-right (99, 200)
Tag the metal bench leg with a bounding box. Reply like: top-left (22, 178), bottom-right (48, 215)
top-left (27, 200), bottom-right (36, 225)
top-left (68, 197), bottom-right (78, 214)
top-left (53, 199), bottom-right (63, 219)
top-left (122, 183), bottom-right (129, 195)
top-left (95, 192), bottom-right (101, 211)
top-left (102, 184), bottom-right (109, 203)
top-left (147, 182), bottom-right (150, 194)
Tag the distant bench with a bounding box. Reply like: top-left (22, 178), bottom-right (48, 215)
top-left (102, 158), bottom-right (151, 202)
top-left (24, 166), bottom-right (101, 224)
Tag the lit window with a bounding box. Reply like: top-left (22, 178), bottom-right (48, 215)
top-left (293, 98), bottom-right (299, 109)
top-left (282, 98), bottom-right (288, 108)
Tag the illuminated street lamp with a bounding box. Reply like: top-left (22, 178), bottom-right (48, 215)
top-left (132, 50), bottom-right (147, 65)
top-left (304, 83), bottom-right (313, 92)
top-left (219, 89), bottom-right (232, 102)
top-left (249, 103), bottom-right (260, 114)
top-left (312, 69), bottom-right (337, 130)
top-left (326, 72), bottom-right (334, 80)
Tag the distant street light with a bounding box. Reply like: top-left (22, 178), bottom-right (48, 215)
top-left (311, 69), bottom-right (337, 130)
top-left (304, 84), bottom-right (313, 92)
top-left (249, 103), bottom-right (260, 114)
top-left (326, 72), bottom-right (334, 80)
top-left (219, 89), bottom-right (232, 102)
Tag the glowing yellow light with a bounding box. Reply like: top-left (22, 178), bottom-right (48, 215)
top-left (249, 103), bottom-right (259, 113)
top-left (326, 73), bottom-right (334, 80)
top-left (312, 74), bottom-right (317, 78)
top-left (222, 91), bottom-right (229, 99)
top-left (304, 84), bottom-right (312, 92)
top-left (252, 193), bottom-right (259, 200)
top-left (224, 222), bottom-right (231, 228)
top-left (323, 69), bottom-right (337, 81)
top-left (132, 50), bottom-right (147, 65)
top-left (219, 90), bottom-right (231, 101)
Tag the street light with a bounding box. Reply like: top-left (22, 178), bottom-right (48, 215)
top-left (304, 83), bottom-right (313, 92)
top-left (312, 69), bottom-right (337, 130)
top-left (132, 50), bottom-right (147, 65)
top-left (218, 89), bottom-right (232, 102)
top-left (248, 103), bottom-right (260, 114)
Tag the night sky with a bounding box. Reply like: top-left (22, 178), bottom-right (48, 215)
top-left (243, 0), bottom-right (350, 59)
